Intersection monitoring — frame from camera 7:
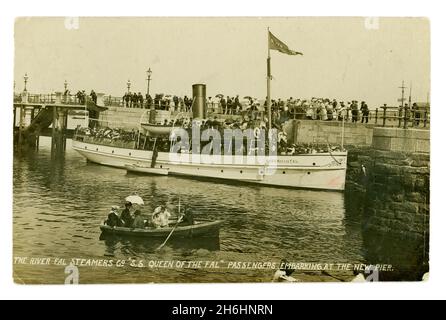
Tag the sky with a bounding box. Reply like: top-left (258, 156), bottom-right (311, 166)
top-left (14, 17), bottom-right (430, 108)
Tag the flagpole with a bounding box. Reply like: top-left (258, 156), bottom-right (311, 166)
top-left (267, 27), bottom-right (272, 132)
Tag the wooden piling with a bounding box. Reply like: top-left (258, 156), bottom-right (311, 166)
top-left (62, 109), bottom-right (68, 151)
top-left (18, 105), bottom-right (25, 152)
top-left (13, 106), bottom-right (16, 132)
top-left (51, 105), bottom-right (57, 155)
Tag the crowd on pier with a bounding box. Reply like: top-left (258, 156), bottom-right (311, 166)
top-left (55, 88), bottom-right (427, 127)
top-left (121, 92), bottom-right (375, 124)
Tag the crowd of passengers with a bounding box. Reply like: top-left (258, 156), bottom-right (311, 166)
top-left (75, 122), bottom-right (341, 156)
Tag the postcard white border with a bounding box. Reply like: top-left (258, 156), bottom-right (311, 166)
top-left (1, 0), bottom-right (444, 300)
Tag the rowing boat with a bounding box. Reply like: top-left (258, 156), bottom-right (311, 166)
top-left (99, 220), bottom-right (222, 238)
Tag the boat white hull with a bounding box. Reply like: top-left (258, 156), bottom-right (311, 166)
top-left (72, 140), bottom-right (347, 191)
top-left (125, 164), bottom-right (170, 176)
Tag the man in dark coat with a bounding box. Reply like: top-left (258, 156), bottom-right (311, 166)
top-left (181, 206), bottom-right (195, 225)
top-left (146, 94), bottom-right (152, 109)
top-left (132, 92), bottom-right (138, 108)
top-left (138, 92), bottom-right (144, 108)
top-left (120, 202), bottom-right (133, 227)
top-left (360, 101), bottom-right (369, 123)
top-left (220, 97), bottom-right (227, 114)
top-left (124, 92), bottom-right (130, 107)
top-left (351, 100), bottom-right (359, 123)
top-left (235, 95), bottom-right (242, 114)
top-left (173, 96), bottom-right (179, 109)
top-left (227, 97), bottom-right (234, 115)
top-left (90, 90), bottom-right (97, 104)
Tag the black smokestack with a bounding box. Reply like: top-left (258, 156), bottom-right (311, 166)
top-left (192, 84), bottom-right (206, 119)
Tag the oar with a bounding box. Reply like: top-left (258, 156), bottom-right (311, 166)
top-left (155, 216), bottom-right (182, 251)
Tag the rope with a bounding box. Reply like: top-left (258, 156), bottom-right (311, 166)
top-left (326, 138), bottom-right (342, 165)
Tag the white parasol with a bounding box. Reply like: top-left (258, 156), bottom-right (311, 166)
top-left (125, 195), bottom-right (144, 205)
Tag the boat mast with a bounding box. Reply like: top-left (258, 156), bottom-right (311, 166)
top-left (267, 27), bottom-right (272, 132)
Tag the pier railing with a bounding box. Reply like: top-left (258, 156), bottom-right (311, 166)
top-left (14, 93), bottom-right (430, 129)
top-left (14, 93), bottom-right (84, 105)
top-left (284, 106), bottom-right (430, 129)
top-left (377, 105), bottom-right (430, 129)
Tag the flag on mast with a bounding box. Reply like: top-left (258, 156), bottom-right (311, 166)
top-left (268, 31), bottom-right (303, 56)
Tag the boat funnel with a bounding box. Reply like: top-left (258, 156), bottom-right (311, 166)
top-left (192, 84), bottom-right (206, 119)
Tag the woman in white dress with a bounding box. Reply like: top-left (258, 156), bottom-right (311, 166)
top-left (152, 205), bottom-right (172, 228)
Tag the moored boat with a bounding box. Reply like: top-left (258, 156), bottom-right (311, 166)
top-left (73, 84), bottom-right (348, 191)
top-left (99, 220), bottom-right (222, 238)
top-left (73, 137), bottom-right (347, 190)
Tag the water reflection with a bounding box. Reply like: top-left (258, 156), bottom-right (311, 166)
top-left (100, 234), bottom-right (221, 257)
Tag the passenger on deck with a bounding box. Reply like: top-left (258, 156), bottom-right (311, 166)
top-left (132, 210), bottom-right (145, 229)
top-left (152, 205), bottom-right (171, 228)
top-left (120, 201), bottom-right (134, 228)
top-left (106, 206), bottom-right (123, 227)
top-left (90, 90), bottom-right (97, 104)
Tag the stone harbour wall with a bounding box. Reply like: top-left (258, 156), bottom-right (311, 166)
top-left (363, 149), bottom-right (430, 240)
top-left (347, 127), bottom-right (430, 242)
top-left (99, 107), bottom-right (189, 130)
top-left (284, 119), bottom-right (375, 147)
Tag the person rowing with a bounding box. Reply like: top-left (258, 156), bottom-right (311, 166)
top-left (179, 205), bottom-right (195, 226)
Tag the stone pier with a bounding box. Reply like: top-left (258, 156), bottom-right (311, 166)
top-left (364, 128), bottom-right (430, 239)
top-left (346, 127), bottom-right (430, 280)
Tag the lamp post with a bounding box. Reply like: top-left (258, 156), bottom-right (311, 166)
top-left (146, 68), bottom-right (152, 96)
top-left (147, 68), bottom-right (156, 122)
top-left (127, 79), bottom-right (131, 93)
top-left (23, 73), bottom-right (28, 92)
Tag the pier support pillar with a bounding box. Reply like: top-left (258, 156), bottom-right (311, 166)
top-left (16, 105), bottom-right (25, 153)
top-left (24, 106), bottom-right (34, 127)
top-left (13, 106), bottom-right (16, 132)
top-left (51, 106), bottom-right (68, 157)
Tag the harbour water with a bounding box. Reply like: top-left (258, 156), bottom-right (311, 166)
top-left (13, 137), bottom-right (420, 284)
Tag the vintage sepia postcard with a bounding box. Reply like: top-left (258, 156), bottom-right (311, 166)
top-left (13, 17), bottom-right (430, 284)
